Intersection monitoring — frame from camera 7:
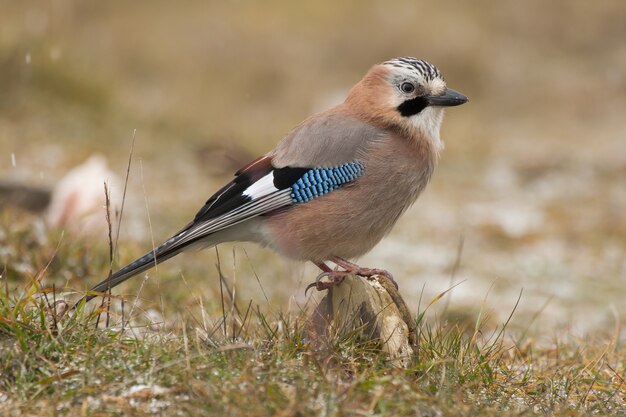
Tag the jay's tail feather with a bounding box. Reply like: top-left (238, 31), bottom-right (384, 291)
top-left (76, 228), bottom-right (220, 307)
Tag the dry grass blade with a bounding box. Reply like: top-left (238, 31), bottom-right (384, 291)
top-left (417, 280), bottom-right (467, 325)
top-left (113, 129), bottom-right (137, 260)
top-left (95, 181), bottom-right (114, 329)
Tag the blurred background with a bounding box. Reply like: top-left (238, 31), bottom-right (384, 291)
top-left (1, 0), bottom-right (625, 335)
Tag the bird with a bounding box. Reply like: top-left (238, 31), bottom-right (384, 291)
top-left (78, 57), bottom-right (467, 305)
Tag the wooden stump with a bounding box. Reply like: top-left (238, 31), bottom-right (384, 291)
top-left (308, 274), bottom-right (417, 368)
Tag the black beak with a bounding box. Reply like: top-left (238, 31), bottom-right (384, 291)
top-left (426, 88), bottom-right (468, 107)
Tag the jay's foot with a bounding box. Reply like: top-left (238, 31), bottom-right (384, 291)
top-left (331, 256), bottom-right (398, 290)
top-left (305, 259), bottom-right (399, 294)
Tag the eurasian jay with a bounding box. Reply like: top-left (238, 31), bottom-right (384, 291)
top-left (80, 57), bottom-right (467, 303)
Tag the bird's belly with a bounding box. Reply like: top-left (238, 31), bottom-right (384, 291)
top-left (264, 172), bottom-right (427, 262)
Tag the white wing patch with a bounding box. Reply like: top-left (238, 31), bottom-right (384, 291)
top-left (243, 173), bottom-right (278, 200)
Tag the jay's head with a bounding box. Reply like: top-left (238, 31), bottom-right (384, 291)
top-left (346, 57), bottom-right (467, 149)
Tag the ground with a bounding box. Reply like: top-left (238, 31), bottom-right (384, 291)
top-left (1, 1), bottom-right (625, 415)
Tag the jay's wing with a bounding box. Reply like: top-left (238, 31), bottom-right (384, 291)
top-left (81, 155), bottom-right (282, 302)
top-left (80, 156), bottom-right (363, 303)
top-left (79, 111), bottom-right (380, 304)
top-left (271, 109), bottom-right (386, 168)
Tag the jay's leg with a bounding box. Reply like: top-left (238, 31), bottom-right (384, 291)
top-left (315, 262), bottom-right (333, 273)
top-left (330, 256), bottom-right (398, 289)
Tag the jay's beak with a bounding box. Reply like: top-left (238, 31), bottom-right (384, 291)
top-left (426, 88), bottom-right (468, 107)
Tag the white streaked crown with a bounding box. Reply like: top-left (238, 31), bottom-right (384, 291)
top-left (382, 57), bottom-right (443, 82)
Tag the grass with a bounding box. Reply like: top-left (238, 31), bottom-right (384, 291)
top-left (0, 213), bottom-right (624, 416)
top-left (1, 2), bottom-right (626, 415)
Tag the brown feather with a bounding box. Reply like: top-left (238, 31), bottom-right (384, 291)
top-left (265, 130), bottom-right (438, 262)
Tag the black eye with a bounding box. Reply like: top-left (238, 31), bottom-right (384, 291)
top-left (400, 82), bottom-right (415, 94)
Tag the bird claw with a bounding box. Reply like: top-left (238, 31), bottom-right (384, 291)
top-left (328, 257), bottom-right (399, 290)
top-left (355, 268), bottom-right (399, 290)
top-left (304, 266), bottom-right (400, 296)
top-left (304, 271), bottom-right (348, 295)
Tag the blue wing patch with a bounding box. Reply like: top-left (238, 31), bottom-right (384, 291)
top-left (290, 162), bottom-right (364, 203)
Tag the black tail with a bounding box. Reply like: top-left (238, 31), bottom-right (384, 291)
top-left (75, 230), bottom-right (194, 307)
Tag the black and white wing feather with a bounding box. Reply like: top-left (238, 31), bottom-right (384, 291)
top-left (79, 154), bottom-right (364, 305)
top-left (80, 156), bottom-right (294, 302)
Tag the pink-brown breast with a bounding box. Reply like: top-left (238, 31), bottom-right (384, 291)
top-left (263, 132), bottom-right (438, 262)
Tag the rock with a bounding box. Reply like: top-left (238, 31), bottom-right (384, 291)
top-left (308, 274), bottom-right (417, 368)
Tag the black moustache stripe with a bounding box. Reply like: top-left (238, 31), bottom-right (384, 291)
top-left (397, 96), bottom-right (428, 117)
